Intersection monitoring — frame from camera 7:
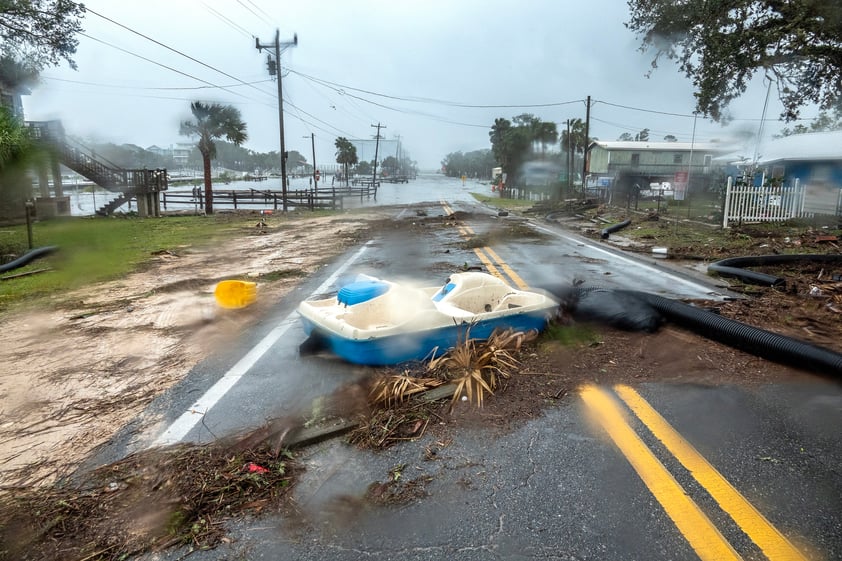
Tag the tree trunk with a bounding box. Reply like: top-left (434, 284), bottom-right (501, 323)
top-left (202, 152), bottom-right (213, 214)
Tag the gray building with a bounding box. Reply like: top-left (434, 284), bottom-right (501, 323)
top-left (587, 140), bottom-right (731, 199)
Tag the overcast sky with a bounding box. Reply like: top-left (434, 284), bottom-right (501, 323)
top-left (22, 0), bottom-right (798, 170)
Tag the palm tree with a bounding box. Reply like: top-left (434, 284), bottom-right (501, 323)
top-left (561, 118), bottom-right (588, 155)
top-left (489, 118), bottom-right (513, 173)
top-left (535, 121), bottom-right (558, 157)
top-left (180, 101), bottom-right (247, 214)
top-left (334, 137), bottom-right (357, 186)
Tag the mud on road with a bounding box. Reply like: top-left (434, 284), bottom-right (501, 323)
top-left (1, 205), bottom-right (838, 490)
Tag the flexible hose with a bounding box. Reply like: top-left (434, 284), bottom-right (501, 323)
top-left (601, 219), bottom-right (632, 240)
top-left (542, 283), bottom-right (842, 378)
top-left (622, 290), bottom-right (842, 378)
top-left (708, 254), bottom-right (842, 287)
top-left (0, 246), bottom-right (58, 274)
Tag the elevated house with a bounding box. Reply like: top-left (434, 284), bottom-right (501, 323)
top-left (587, 140), bottom-right (732, 201)
top-left (0, 80), bottom-right (32, 219)
top-left (147, 143), bottom-right (194, 168)
top-left (720, 130), bottom-right (842, 217)
top-left (0, 79), bottom-right (28, 119)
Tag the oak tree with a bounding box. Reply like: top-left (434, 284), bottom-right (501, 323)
top-left (0, 0), bottom-right (86, 71)
top-left (627, 0), bottom-right (842, 121)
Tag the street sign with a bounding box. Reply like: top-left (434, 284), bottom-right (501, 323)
top-left (315, 170), bottom-right (321, 181)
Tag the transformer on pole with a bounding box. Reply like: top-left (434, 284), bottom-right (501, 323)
top-left (256, 30), bottom-right (297, 211)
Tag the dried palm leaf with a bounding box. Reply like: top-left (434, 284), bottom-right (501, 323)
top-left (368, 374), bottom-right (444, 408)
top-left (427, 327), bottom-right (533, 407)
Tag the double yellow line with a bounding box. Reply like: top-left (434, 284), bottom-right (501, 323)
top-left (440, 201), bottom-right (528, 289)
top-left (581, 384), bottom-right (808, 561)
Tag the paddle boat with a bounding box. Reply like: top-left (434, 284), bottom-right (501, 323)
top-left (297, 271), bottom-right (559, 365)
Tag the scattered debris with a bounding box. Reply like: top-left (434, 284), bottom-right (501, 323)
top-left (0, 443), bottom-right (299, 561)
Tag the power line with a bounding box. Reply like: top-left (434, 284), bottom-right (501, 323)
top-left (236, 0), bottom-right (265, 23)
top-left (86, 7), bottom-right (273, 102)
top-left (244, 0), bottom-right (274, 21)
top-left (78, 32), bottom-right (255, 100)
top-left (285, 93), bottom-right (357, 137)
top-left (593, 99), bottom-right (695, 118)
top-left (289, 68), bottom-right (583, 109)
top-left (593, 98), bottom-right (817, 122)
top-left (39, 74), bottom-right (282, 113)
top-left (292, 72), bottom-right (489, 128)
top-left (201, 2), bottom-right (253, 38)
top-left (285, 103), bottom-right (353, 140)
top-left (42, 75), bottom-right (273, 91)
top-left (589, 116), bottom-right (697, 140)
top-left (296, 75), bottom-right (372, 127)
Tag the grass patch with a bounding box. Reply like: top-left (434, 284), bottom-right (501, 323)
top-left (0, 215), bottom-right (260, 312)
top-left (258, 268), bottom-right (307, 282)
top-left (541, 323), bottom-right (601, 347)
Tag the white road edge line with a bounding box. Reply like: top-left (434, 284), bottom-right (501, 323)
top-left (531, 223), bottom-right (721, 297)
top-left (151, 241), bottom-right (374, 447)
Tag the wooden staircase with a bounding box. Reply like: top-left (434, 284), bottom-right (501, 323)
top-left (27, 120), bottom-right (168, 215)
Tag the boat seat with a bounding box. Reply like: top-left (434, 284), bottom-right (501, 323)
top-left (442, 287), bottom-right (517, 314)
top-left (491, 293), bottom-right (529, 312)
top-left (434, 302), bottom-right (476, 321)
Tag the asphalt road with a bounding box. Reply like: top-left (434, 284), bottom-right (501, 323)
top-left (123, 177), bottom-right (841, 561)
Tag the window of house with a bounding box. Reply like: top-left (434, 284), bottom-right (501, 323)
top-left (703, 154), bottom-right (712, 166)
top-left (771, 165), bottom-right (785, 179)
top-left (673, 153), bottom-right (683, 164)
top-left (631, 153), bottom-right (640, 167)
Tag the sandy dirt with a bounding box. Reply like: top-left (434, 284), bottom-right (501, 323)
top-left (0, 210), bottom-right (390, 487)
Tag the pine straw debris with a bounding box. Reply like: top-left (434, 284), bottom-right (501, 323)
top-left (348, 328), bottom-right (537, 450)
top-left (0, 443), bottom-right (299, 561)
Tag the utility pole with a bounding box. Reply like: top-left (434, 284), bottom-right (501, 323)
top-left (566, 119), bottom-right (572, 195)
top-left (371, 122), bottom-right (385, 188)
top-left (256, 29), bottom-right (297, 211)
top-left (310, 133), bottom-right (317, 192)
top-left (582, 96), bottom-right (591, 198)
top-left (394, 134), bottom-right (402, 177)
top-left (302, 133), bottom-right (318, 191)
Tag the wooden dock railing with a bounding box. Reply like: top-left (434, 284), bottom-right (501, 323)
top-left (160, 184), bottom-right (378, 212)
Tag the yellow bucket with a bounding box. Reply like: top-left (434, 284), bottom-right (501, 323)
top-left (214, 280), bottom-right (257, 309)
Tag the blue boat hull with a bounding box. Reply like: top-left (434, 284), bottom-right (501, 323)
top-left (299, 310), bottom-right (551, 366)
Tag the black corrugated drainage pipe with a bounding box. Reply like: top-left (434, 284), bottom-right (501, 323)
top-left (621, 290), bottom-right (842, 378)
top-left (601, 219), bottom-right (632, 240)
top-left (708, 254), bottom-right (842, 287)
top-left (0, 246), bottom-right (58, 274)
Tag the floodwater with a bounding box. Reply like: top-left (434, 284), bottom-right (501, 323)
top-left (68, 173), bottom-right (494, 216)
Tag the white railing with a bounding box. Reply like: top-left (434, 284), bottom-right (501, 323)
top-left (722, 177), bottom-right (806, 227)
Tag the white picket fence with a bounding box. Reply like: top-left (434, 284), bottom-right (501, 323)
top-left (722, 177), bottom-right (807, 227)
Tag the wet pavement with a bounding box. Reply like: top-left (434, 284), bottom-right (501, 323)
top-left (107, 176), bottom-right (842, 560)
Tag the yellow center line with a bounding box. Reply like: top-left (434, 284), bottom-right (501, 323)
top-left (580, 384), bottom-right (742, 561)
top-left (615, 385), bottom-right (808, 561)
top-left (439, 201), bottom-right (522, 287)
top-left (482, 246), bottom-right (528, 289)
top-left (473, 247), bottom-right (503, 278)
